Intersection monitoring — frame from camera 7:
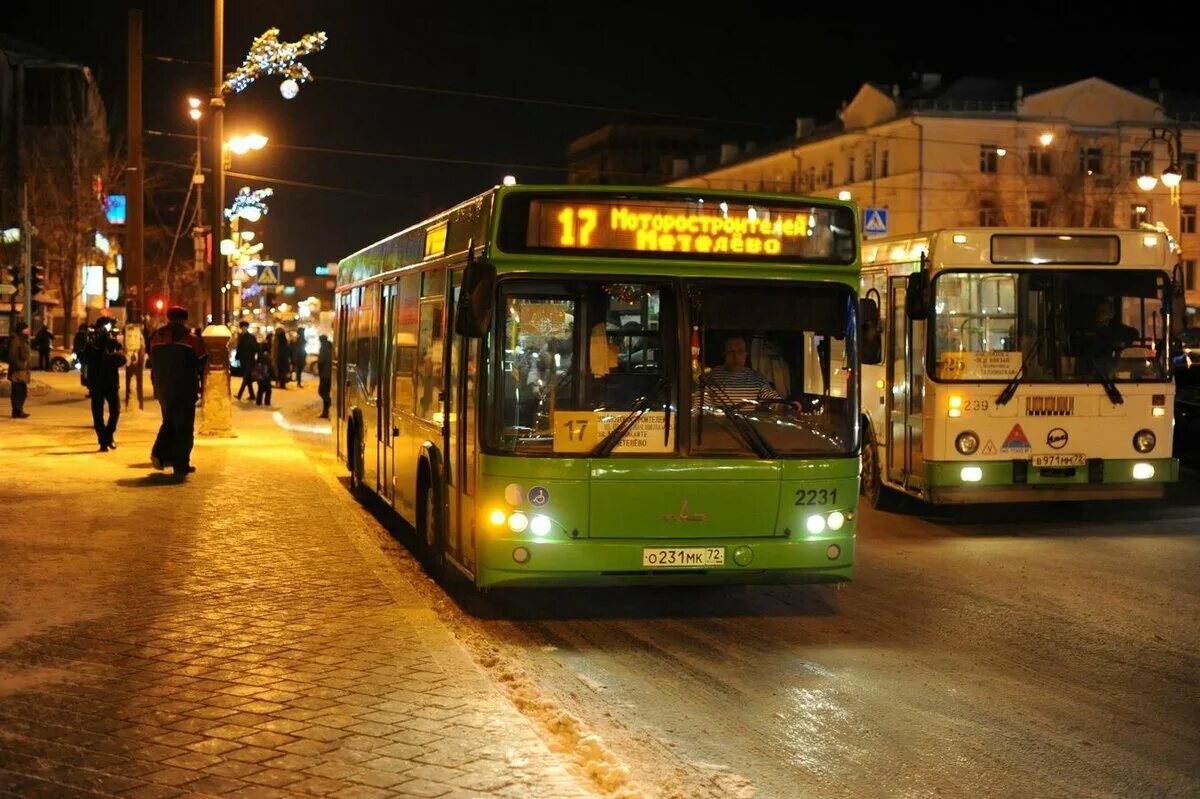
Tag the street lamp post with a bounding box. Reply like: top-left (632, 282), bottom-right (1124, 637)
top-left (1134, 126), bottom-right (1184, 253)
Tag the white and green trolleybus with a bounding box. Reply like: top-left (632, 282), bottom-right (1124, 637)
top-left (859, 227), bottom-right (1181, 506)
top-left (334, 185), bottom-right (880, 587)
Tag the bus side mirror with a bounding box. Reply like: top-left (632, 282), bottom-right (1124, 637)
top-left (455, 255), bottom-right (495, 338)
top-left (905, 271), bottom-right (930, 320)
top-left (860, 296), bottom-right (882, 365)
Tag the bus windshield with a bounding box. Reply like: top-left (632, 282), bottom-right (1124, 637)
top-left (932, 269), bottom-right (1169, 383)
top-left (490, 278), bottom-right (859, 457)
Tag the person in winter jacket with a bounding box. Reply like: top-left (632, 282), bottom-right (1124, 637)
top-left (6, 322), bottom-right (32, 418)
top-left (149, 306), bottom-right (207, 475)
top-left (85, 317), bottom-right (127, 451)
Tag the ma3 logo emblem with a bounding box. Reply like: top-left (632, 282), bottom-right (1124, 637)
top-left (1046, 428), bottom-right (1069, 449)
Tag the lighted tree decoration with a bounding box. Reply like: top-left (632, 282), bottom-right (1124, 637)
top-left (225, 186), bottom-right (274, 221)
top-left (221, 28), bottom-right (329, 98)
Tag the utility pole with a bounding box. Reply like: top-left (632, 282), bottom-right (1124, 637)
top-left (126, 8), bottom-right (144, 326)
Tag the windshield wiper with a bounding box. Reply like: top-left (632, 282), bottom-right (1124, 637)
top-left (697, 375), bottom-right (777, 459)
top-left (996, 333), bottom-right (1044, 406)
top-left (590, 376), bottom-right (672, 457)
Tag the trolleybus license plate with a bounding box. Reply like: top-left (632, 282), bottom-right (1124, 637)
top-left (642, 547), bottom-right (725, 567)
top-left (1032, 453), bottom-right (1086, 467)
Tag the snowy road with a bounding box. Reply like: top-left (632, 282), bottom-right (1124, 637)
top-left (452, 491), bottom-right (1200, 798)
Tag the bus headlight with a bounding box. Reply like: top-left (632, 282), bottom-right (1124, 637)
top-left (806, 515), bottom-right (826, 534)
top-left (960, 466), bottom-right (983, 482)
top-left (955, 431), bottom-right (980, 455)
top-left (530, 515), bottom-right (552, 537)
top-left (1132, 462), bottom-right (1155, 480)
top-left (1133, 429), bottom-right (1156, 453)
top-left (827, 511), bottom-right (845, 531)
top-left (508, 512), bottom-right (529, 533)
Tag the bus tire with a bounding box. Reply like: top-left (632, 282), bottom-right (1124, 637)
top-left (861, 429), bottom-right (897, 512)
top-left (418, 478), bottom-right (447, 582)
top-left (347, 416), bottom-right (364, 492)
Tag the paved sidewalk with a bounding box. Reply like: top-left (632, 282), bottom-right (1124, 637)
top-left (0, 374), bottom-right (591, 798)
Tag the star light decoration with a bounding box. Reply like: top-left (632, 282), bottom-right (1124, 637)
top-left (225, 186), bottom-right (274, 222)
top-left (221, 28), bottom-right (328, 98)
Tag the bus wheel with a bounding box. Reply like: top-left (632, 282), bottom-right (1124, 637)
top-left (347, 427), bottom-right (362, 491)
top-left (861, 435), bottom-right (896, 511)
top-left (419, 482), bottom-right (447, 581)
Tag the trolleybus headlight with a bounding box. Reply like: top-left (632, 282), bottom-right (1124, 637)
top-left (1133, 429), bottom-right (1156, 453)
top-left (806, 515), bottom-right (826, 534)
top-left (1132, 462), bottom-right (1155, 480)
top-left (827, 511), bottom-right (846, 531)
top-left (955, 431), bottom-right (980, 455)
top-left (530, 515), bottom-right (552, 537)
top-left (508, 512), bottom-right (529, 533)
top-left (960, 466), bottom-right (983, 482)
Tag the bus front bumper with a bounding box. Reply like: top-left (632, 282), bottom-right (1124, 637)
top-left (476, 533), bottom-right (854, 589)
top-left (924, 458), bottom-right (1177, 504)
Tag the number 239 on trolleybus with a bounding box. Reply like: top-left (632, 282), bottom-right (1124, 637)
top-left (334, 185), bottom-right (881, 588)
top-left (859, 228), bottom-right (1181, 508)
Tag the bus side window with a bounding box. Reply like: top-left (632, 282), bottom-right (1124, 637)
top-left (417, 268), bottom-right (446, 423)
top-left (394, 274), bottom-right (419, 412)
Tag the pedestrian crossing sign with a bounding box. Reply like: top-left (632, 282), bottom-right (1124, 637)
top-left (257, 263), bottom-right (280, 285)
top-left (863, 208), bottom-right (888, 236)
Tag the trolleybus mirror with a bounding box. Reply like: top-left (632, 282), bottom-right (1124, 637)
top-left (455, 251), bottom-right (495, 338)
top-left (905, 271), bottom-right (929, 320)
top-left (860, 295), bottom-right (882, 365)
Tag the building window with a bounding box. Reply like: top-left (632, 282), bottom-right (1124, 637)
top-left (1183, 152), bottom-right (1198, 181)
top-left (824, 162), bottom-right (834, 187)
top-left (864, 154), bottom-right (874, 181)
top-left (1184, 205), bottom-right (1197, 234)
top-left (846, 157), bottom-right (856, 184)
top-left (1030, 201), bottom-right (1049, 227)
top-left (805, 166), bottom-right (816, 191)
top-left (1186, 260), bottom-right (1198, 291)
top-left (1130, 203), bottom-right (1151, 228)
top-left (1028, 151), bottom-right (1052, 175)
top-left (1129, 149), bottom-right (1153, 177)
top-left (979, 200), bottom-right (999, 226)
top-left (1079, 147), bottom-right (1104, 175)
top-left (980, 145), bottom-right (999, 174)
top-left (1089, 202), bottom-right (1113, 227)
top-left (881, 149), bottom-right (889, 178)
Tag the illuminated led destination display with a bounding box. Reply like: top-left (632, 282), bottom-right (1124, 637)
top-left (501, 195), bottom-right (855, 263)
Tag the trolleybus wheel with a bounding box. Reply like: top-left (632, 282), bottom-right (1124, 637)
top-left (861, 433), bottom-right (897, 511)
top-left (418, 482), bottom-right (447, 582)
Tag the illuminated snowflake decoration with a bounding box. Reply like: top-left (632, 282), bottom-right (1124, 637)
top-left (225, 186), bottom-right (274, 221)
top-left (221, 28), bottom-right (328, 96)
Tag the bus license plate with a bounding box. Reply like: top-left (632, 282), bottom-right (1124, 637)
top-left (642, 547), bottom-right (725, 568)
top-left (1033, 453), bottom-right (1086, 467)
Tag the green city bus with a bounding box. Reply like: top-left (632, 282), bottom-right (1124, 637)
top-left (334, 185), bottom-right (876, 588)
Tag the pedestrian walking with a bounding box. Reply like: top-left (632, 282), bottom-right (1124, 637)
top-left (253, 349), bottom-right (273, 406)
top-left (272, 327), bottom-right (290, 389)
top-left (85, 317), bottom-right (126, 451)
top-left (149, 306), bottom-right (207, 476)
top-left (73, 323), bottom-right (91, 395)
top-left (317, 334), bottom-right (332, 418)
top-left (32, 324), bottom-right (52, 371)
top-left (6, 321), bottom-right (32, 418)
top-left (234, 320), bottom-right (259, 401)
top-left (292, 327), bottom-right (307, 387)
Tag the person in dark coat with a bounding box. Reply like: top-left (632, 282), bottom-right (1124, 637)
top-left (32, 324), bottom-right (52, 371)
top-left (253, 349), bottom-right (274, 406)
top-left (292, 327), bottom-right (307, 387)
top-left (234, 320), bottom-right (259, 401)
top-left (272, 327), bottom-right (290, 389)
top-left (149, 306), bottom-right (207, 476)
top-left (317, 334), bottom-right (332, 418)
top-left (85, 317), bottom-right (127, 451)
top-left (6, 321), bottom-right (32, 418)
top-left (73, 323), bottom-right (91, 394)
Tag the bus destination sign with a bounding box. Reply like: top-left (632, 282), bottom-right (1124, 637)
top-left (521, 197), bottom-right (851, 261)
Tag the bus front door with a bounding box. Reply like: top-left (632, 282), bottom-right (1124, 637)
top-left (886, 276), bottom-right (926, 487)
top-left (443, 270), bottom-right (478, 572)
top-left (379, 282), bottom-right (396, 505)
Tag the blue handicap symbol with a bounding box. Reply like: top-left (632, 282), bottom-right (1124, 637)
top-left (528, 486), bottom-right (550, 507)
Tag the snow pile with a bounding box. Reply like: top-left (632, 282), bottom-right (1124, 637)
top-left (467, 631), bottom-right (644, 798)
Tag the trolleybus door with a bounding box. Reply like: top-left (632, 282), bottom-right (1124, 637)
top-left (886, 276), bottom-right (925, 485)
top-left (379, 282), bottom-right (396, 504)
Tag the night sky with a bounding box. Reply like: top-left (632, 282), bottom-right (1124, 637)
top-left (5, 1), bottom-right (1198, 291)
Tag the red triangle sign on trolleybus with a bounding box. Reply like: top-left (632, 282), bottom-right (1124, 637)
top-left (1000, 423), bottom-right (1032, 453)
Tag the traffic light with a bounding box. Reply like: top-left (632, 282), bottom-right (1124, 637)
top-left (29, 265), bottom-right (45, 313)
